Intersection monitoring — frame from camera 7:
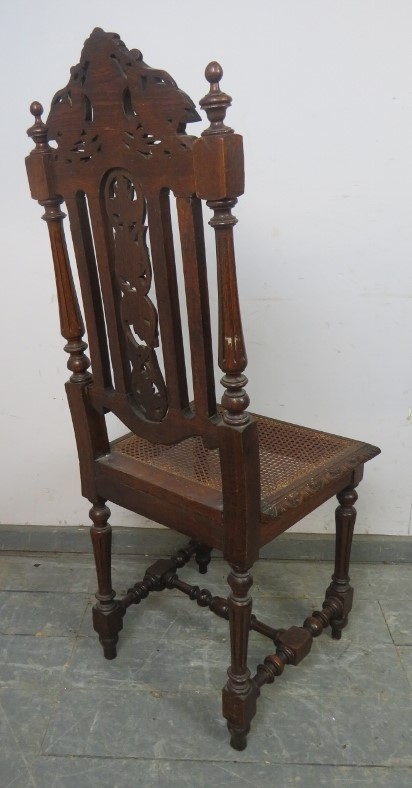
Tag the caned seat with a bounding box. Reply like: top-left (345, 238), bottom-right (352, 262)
top-left (103, 415), bottom-right (377, 534)
top-left (26, 27), bottom-right (380, 751)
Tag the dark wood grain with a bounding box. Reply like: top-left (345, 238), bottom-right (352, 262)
top-left (26, 28), bottom-right (381, 750)
top-left (222, 567), bottom-right (257, 751)
top-left (325, 485), bottom-right (358, 639)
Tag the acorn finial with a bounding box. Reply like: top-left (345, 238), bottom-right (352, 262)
top-left (205, 61), bottom-right (223, 85)
top-left (199, 61), bottom-right (233, 136)
top-left (27, 101), bottom-right (49, 150)
top-left (30, 100), bottom-right (44, 119)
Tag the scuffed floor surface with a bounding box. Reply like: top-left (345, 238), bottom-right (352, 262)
top-left (1, 551), bottom-right (412, 787)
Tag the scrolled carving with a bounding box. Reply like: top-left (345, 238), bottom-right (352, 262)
top-left (264, 445), bottom-right (378, 518)
top-left (46, 27), bottom-right (200, 172)
top-left (104, 169), bottom-right (167, 420)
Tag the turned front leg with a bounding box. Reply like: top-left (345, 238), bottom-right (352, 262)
top-left (222, 566), bottom-right (257, 751)
top-left (90, 499), bottom-right (124, 659)
top-left (326, 486), bottom-right (358, 639)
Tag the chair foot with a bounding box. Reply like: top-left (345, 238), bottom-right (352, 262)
top-left (99, 636), bottom-right (118, 660)
top-left (92, 601), bottom-right (125, 660)
top-left (223, 682), bottom-right (256, 751)
top-left (330, 617), bottom-right (347, 640)
top-left (195, 543), bottom-right (212, 574)
top-left (228, 723), bottom-right (250, 751)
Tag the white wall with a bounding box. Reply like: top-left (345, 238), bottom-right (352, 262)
top-left (1, 0), bottom-right (412, 534)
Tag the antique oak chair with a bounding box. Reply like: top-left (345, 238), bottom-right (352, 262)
top-left (26, 28), bottom-right (380, 750)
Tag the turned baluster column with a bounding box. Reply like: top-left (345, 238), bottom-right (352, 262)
top-left (198, 62), bottom-right (249, 426)
top-left (27, 103), bottom-right (91, 384)
top-left (207, 197), bottom-right (250, 424)
top-left (196, 64), bottom-right (260, 567)
top-left (326, 485), bottom-right (358, 639)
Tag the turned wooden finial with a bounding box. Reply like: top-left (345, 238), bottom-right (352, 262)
top-left (27, 102), bottom-right (50, 151)
top-left (200, 62), bottom-right (233, 136)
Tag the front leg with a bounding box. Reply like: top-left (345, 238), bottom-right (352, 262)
top-left (326, 485), bottom-right (358, 639)
top-left (89, 499), bottom-right (124, 659)
top-left (222, 565), bottom-right (257, 751)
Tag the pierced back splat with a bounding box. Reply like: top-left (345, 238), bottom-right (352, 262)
top-left (104, 171), bottom-right (167, 421)
top-left (40, 27), bottom-right (218, 440)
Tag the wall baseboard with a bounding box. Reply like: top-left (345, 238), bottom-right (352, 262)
top-left (0, 524), bottom-right (411, 563)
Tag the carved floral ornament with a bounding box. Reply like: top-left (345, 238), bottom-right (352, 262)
top-left (46, 27), bottom-right (200, 168)
top-left (270, 447), bottom-right (377, 517)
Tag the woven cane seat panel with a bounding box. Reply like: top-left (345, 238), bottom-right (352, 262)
top-left (112, 415), bottom-right (368, 518)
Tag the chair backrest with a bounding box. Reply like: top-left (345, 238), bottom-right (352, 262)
top-left (26, 28), bottom-right (250, 450)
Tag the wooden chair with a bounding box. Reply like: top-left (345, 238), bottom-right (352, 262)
top-left (26, 28), bottom-right (380, 750)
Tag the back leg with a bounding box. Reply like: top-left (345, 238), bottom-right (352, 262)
top-left (195, 543), bottom-right (213, 574)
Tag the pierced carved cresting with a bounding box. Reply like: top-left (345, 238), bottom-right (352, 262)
top-left (46, 27), bottom-right (200, 174)
top-left (104, 170), bottom-right (167, 421)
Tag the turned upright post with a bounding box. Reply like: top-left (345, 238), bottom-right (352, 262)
top-left (198, 63), bottom-right (249, 426)
top-left (26, 103), bottom-right (91, 383)
top-left (26, 103), bottom-right (120, 659)
top-left (194, 63), bottom-right (260, 568)
top-left (194, 64), bottom-right (260, 750)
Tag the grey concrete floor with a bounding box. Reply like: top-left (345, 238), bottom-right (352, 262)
top-left (1, 550), bottom-right (412, 787)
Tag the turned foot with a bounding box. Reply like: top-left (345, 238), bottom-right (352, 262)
top-left (228, 723), bottom-right (250, 751)
top-left (195, 543), bottom-right (212, 574)
top-left (330, 616), bottom-right (348, 640)
top-left (92, 601), bottom-right (125, 660)
top-left (102, 641), bottom-right (117, 660)
top-left (99, 636), bottom-right (118, 660)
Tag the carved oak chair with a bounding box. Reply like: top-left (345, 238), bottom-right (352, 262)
top-left (26, 28), bottom-right (380, 750)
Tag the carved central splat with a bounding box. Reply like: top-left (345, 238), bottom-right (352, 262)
top-left (104, 170), bottom-right (167, 421)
